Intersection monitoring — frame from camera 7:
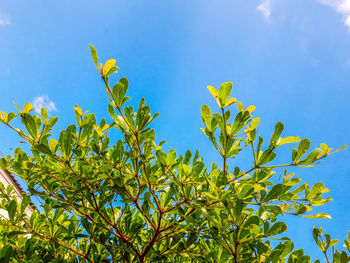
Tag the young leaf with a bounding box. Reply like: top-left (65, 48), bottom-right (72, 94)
top-left (245, 105), bottom-right (256, 113)
top-left (270, 122), bottom-right (284, 146)
top-left (103, 59), bottom-right (116, 76)
top-left (218, 81), bottom-right (232, 108)
top-left (224, 97), bottom-right (237, 107)
top-left (201, 104), bottom-right (212, 129)
top-left (301, 213), bottom-right (331, 219)
top-left (23, 102), bottom-right (32, 113)
top-left (277, 136), bottom-right (300, 146)
top-left (250, 117), bottom-right (260, 130)
top-left (207, 85), bottom-right (221, 107)
top-left (90, 44), bottom-right (99, 70)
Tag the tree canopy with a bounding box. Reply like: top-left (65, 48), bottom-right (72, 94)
top-left (0, 45), bottom-right (349, 262)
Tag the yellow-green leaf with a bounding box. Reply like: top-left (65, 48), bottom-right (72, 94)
top-left (23, 102), bottom-right (32, 113)
top-left (250, 117), bottom-right (260, 130)
top-left (245, 105), bottom-right (256, 113)
top-left (207, 86), bottom-right (219, 99)
top-left (90, 44), bottom-right (99, 70)
top-left (201, 104), bottom-right (212, 129)
top-left (93, 124), bottom-right (103, 136)
top-left (103, 59), bottom-right (116, 75)
top-left (101, 124), bottom-right (109, 131)
top-left (301, 213), bottom-right (331, 219)
top-left (277, 136), bottom-right (300, 146)
top-left (74, 105), bottom-right (83, 116)
top-left (0, 111), bottom-right (7, 122)
top-left (237, 101), bottom-right (244, 112)
top-left (224, 97), bottom-right (237, 107)
top-left (329, 145), bottom-right (347, 155)
top-left (218, 81), bottom-right (232, 107)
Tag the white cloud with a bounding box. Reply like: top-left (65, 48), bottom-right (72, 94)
top-left (0, 14), bottom-right (10, 25)
top-left (257, 0), bottom-right (271, 21)
top-left (32, 95), bottom-right (57, 114)
top-left (319, 0), bottom-right (350, 30)
top-left (0, 19), bottom-right (10, 25)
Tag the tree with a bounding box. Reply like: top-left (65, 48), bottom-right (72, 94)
top-left (0, 45), bottom-right (349, 263)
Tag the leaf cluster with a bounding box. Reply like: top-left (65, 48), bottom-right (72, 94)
top-left (0, 45), bottom-right (348, 263)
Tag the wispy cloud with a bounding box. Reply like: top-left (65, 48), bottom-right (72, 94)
top-left (32, 95), bottom-right (57, 113)
top-left (319, 0), bottom-right (350, 30)
top-left (0, 14), bottom-right (10, 25)
top-left (257, 0), bottom-right (271, 21)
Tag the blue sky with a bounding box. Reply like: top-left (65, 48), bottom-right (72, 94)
top-left (1, 0), bottom-right (350, 260)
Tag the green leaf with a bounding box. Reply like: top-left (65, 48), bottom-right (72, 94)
top-left (295, 138), bottom-right (311, 162)
top-left (112, 80), bottom-right (128, 107)
top-left (309, 197), bottom-right (333, 206)
top-left (112, 82), bottom-right (124, 106)
top-left (164, 187), bottom-right (174, 207)
top-left (257, 149), bottom-right (276, 166)
top-left (267, 222), bottom-right (287, 236)
top-left (119, 77), bottom-right (129, 93)
top-left (238, 185), bottom-right (254, 199)
top-left (265, 205), bottom-right (283, 215)
top-left (201, 104), bottom-right (212, 129)
top-left (7, 231), bottom-right (27, 238)
top-left (285, 177), bottom-right (302, 187)
top-left (21, 196), bottom-right (31, 213)
top-left (35, 143), bottom-right (52, 155)
top-left (59, 124), bottom-right (76, 157)
top-left (90, 44), bottom-right (99, 70)
top-left (6, 112), bottom-right (16, 123)
top-left (0, 245), bottom-right (14, 262)
top-left (297, 150), bottom-right (319, 165)
top-left (107, 104), bottom-right (115, 119)
top-left (47, 116), bottom-right (58, 128)
top-left (256, 136), bottom-right (264, 155)
top-left (218, 81), bottom-right (233, 108)
top-left (7, 200), bottom-right (17, 221)
top-left (270, 122), bottom-right (284, 146)
top-left (263, 184), bottom-right (289, 202)
top-left (41, 107), bottom-right (48, 123)
top-left (308, 182), bottom-right (326, 199)
top-left (166, 149), bottom-right (177, 166)
top-left (49, 139), bottom-right (58, 153)
top-left (0, 158), bottom-right (7, 170)
top-left (234, 199), bottom-right (245, 220)
top-left (81, 113), bottom-right (96, 128)
top-left (6, 185), bottom-right (14, 196)
top-left (21, 113), bottom-right (38, 139)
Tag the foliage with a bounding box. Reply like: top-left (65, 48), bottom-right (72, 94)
top-left (0, 45), bottom-right (349, 262)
